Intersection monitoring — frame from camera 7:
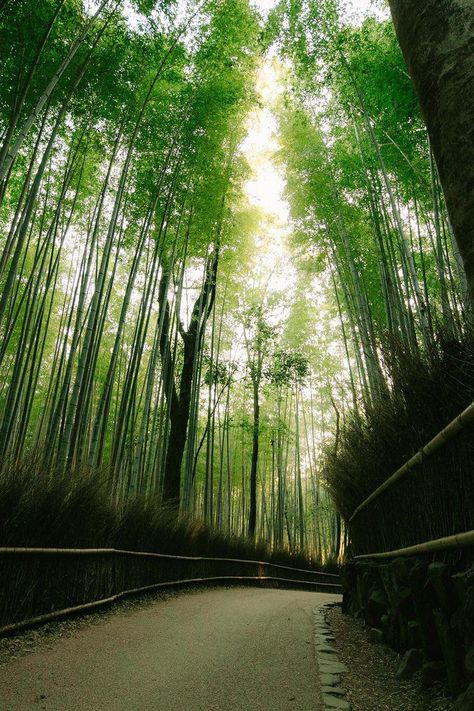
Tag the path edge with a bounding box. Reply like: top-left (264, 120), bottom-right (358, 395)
top-left (314, 602), bottom-right (351, 710)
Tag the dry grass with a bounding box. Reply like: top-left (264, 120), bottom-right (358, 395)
top-left (0, 460), bottom-right (325, 568)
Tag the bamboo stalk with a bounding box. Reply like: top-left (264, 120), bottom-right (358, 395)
top-left (350, 400), bottom-right (474, 521)
top-left (353, 529), bottom-right (474, 559)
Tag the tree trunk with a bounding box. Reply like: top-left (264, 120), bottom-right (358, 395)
top-left (388, 0), bottom-right (474, 299)
top-left (248, 379), bottom-right (259, 538)
top-left (159, 246), bottom-right (220, 507)
top-left (162, 332), bottom-right (197, 503)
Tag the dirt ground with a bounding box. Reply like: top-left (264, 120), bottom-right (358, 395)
top-left (0, 588), bottom-right (338, 710)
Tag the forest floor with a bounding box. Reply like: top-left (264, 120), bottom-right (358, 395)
top-left (325, 606), bottom-right (453, 711)
top-left (0, 587), bottom-right (338, 710)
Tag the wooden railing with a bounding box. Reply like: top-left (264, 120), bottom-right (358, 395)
top-left (0, 547), bottom-right (341, 635)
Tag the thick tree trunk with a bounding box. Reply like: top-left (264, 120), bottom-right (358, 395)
top-left (388, 0), bottom-right (474, 299)
top-left (159, 246), bottom-right (220, 507)
top-left (162, 334), bottom-right (196, 503)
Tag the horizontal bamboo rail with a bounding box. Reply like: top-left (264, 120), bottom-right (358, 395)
top-left (349, 400), bottom-right (474, 521)
top-left (0, 547), bottom-right (340, 578)
top-left (0, 574), bottom-right (341, 637)
top-left (354, 528), bottom-right (474, 560)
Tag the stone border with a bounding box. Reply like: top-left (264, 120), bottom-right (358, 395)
top-left (314, 602), bottom-right (351, 710)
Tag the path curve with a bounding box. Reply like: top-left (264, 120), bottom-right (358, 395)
top-left (0, 587), bottom-right (340, 710)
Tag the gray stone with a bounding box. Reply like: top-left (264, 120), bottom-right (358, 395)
top-left (395, 648), bottom-right (423, 680)
top-left (465, 642), bottom-right (474, 677)
top-left (433, 608), bottom-right (464, 695)
top-left (407, 620), bottom-right (421, 648)
top-left (321, 686), bottom-right (346, 696)
top-left (320, 673), bottom-right (341, 687)
top-left (316, 644), bottom-right (337, 654)
top-left (369, 628), bottom-right (383, 644)
top-left (428, 562), bottom-right (456, 612)
top-left (319, 660), bottom-right (348, 674)
top-left (315, 634), bottom-right (336, 644)
top-left (322, 694), bottom-right (350, 710)
top-left (421, 661), bottom-right (445, 689)
top-left (453, 682), bottom-right (474, 711)
top-left (319, 652), bottom-right (344, 664)
top-left (367, 588), bottom-right (388, 626)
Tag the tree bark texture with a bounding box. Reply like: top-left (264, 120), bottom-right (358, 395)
top-left (388, 1), bottom-right (474, 299)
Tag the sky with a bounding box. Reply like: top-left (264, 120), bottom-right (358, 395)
top-left (241, 58), bottom-right (294, 300)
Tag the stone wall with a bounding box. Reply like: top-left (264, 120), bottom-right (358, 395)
top-left (342, 557), bottom-right (474, 708)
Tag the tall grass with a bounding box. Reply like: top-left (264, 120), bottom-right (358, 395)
top-left (324, 326), bottom-right (474, 556)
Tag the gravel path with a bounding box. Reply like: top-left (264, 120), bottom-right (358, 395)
top-left (325, 606), bottom-right (453, 711)
top-left (0, 588), bottom-right (339, 710)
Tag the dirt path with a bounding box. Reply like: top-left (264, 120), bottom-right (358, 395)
top-left (0, 588), bottom-right (340, 710)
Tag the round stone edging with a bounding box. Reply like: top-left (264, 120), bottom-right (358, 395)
top-left (314, 602), bottom-right (351, 710)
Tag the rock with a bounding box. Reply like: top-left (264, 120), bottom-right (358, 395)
top-left (344, 559), bottom-right (474, 698)
top-left (465, 643), bottom-right (474, 678)
top-left (407, 620), bottom-right (421, 648)
top-left (388, 558), bottom-right (414, 609)
top-left (321, 686), bottom-right (346, 696)
top-left (369, 628), bottom-right (383, 644)
top-left (318, 660), bottom-right (348, 674)
top-left (428, 562), bottom-right (456, 612)
top-left (366, 588), bottom-right (388, 627)
top-left (320, 673), bottom-right (341, 687)
top-left (380, 612), bottom-right (400, 648)
top-left (379, 564), bottom-right (399, 612)
top-left (453, 566), bottom-right (474, 607)
top-left (316, 644), bottom-right (337, 654)
top-left (453, 682), bottom-right (474, 711)
top-left (433, 608), bottom-right (464, 695)
top-left (421, 661), bottom-right (446, 689)
top-left (395, 648), bottom-right (423, 680)
top-left (321, 694), bottom-right (350, 710)
top-left (412, 595), bottom-right (440, 658)
top-left (380, 613), bottom-right (390, 636)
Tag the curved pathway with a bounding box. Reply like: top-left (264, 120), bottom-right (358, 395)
top-left (0, 588), bottom-right (340, 710)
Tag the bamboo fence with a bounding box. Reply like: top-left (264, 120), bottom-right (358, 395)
top-left (0, 547), bottom-right (341, 635)
top-left (349, 400), bottom-right (474, 558)
top-left (349, 400), bottom-right (474, 522)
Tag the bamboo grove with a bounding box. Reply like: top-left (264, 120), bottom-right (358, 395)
top-left (0, 0), bottom-right (472, 562)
